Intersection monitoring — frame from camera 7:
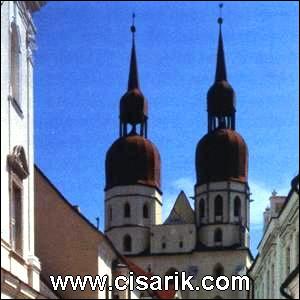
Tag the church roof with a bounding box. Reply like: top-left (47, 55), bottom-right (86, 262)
top-left (164, 191), bottom-right (195, 225)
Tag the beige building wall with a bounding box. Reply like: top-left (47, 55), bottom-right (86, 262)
top-left (35, 167), bottom-right (119, 299)
top-left (1, 2), bottom-right (45, 298)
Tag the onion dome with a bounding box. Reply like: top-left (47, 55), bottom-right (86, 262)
top-left (120, 17), bottom-right (148, 125)
top-left (120, 88), bottom-right (148, 125)
top-left (207, 16), bottom-right (236, 117)
top-left (105, 133), bottom-right (161, 191)
top-left (195, 128), bottom-right (248, 185)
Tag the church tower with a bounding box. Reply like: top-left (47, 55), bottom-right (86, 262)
top-left (105, 16), bottom-right (162, 255)
top-left (195, 12), bottom-right (250, 250)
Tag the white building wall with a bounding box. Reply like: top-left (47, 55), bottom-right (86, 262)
top-left (195, 181), bottom-right (249, 248)
top-left (249, 184), bottom-right (299, 299)
top-left (105, 185), bottom-right (162, 255)
top-left (1, 1), bottom-right (44, 298)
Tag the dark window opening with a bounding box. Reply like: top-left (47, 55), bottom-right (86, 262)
top-left (215, 195), bottom-right (223, 218)
top-left (214, 228), bottom-right (222, 243)
top-left (11, 182), bottom-right (22, 255)
top-left (234, 196), bottom-right (241, 217)
top-left (123, 235), bottom-right (132, 252)
top-left (124, 202), bottom-right (130, 218)
top-left (143, 204), bottom-right (149, 219)
top-left (109, 206), bottom-right (112, 221)
top-left (199, 198), bottom-right (205, 218)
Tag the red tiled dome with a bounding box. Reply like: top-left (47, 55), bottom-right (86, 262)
top-left (105, 133), bottom-right (160, 191)
top-left (196, 128), bottom-right (248, 185)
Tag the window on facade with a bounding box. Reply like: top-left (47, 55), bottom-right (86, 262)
top-left (109, 206), bottom-right (112, 221)
top-left (234, 196), bottom-right (241, 217)
top-left (213, 264), bottom-right (226, 286)
top-left (286, 246), bottom-right (291, 275)
top-left (214, 228), bottom-right (223, 244)
top-left (124, 202), bottom-right (130, 218)
top-left (215, 195), bottom-right (223, 218)
top-left (123, 235), bottom-right (132, 252)
top-left (143, 203), bottom-right (149, 219)
top-left (213, 264), bottom-right (224, 278)
top-left (296, 233), bottom-right (299, 264)
top-left (199, 198), bottom-right (205, 218)
top-left (179, 241), bottom-right (183, 248)
top-left (266, 270), bottom-right (270, 298)
top-left (271, 265), bottom-right (275, 298)
top-left (7, 146), bottom-right (28, 257)
top-left (10, 22), bottom-right (21, 105)
top-left (10, 182), bottom-right (22, 255)
top-left (162, 242), bottom-right (166, 249)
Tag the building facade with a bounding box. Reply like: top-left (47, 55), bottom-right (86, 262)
top-left (249, 175), bottom-right (299, 299)
top-left (1, 1), bottom-right (46, 298)
top-left (104, 16), bottom-right (253, 299)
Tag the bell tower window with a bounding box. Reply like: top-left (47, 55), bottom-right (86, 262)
top-left (234, 196), bottom-right (241, 218)
top-left (123, 235), bottom-right (132, 252)
top-left (124, 202), bottom-right (130, 218)
top-left (214, 195), bottom-right (223, 221)
top-left (143, 203), bottom-right (149, 219)
top-left (214, 228), bottom-right (223, 245)
top-left (199, 198), bottom-right (205, 220)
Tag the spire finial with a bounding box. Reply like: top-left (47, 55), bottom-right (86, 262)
top-left (215, 3), bottom-right (227, 82)
top-left (128, 13), bottom-right (139, 90)
top-left (218, 3), bottom-right (223, 26)
top-left (131, 13), bottom-right (136, 38)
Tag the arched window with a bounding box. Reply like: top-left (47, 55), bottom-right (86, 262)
top-left (286, 246), bottom-right (291, 275)
top-left (109, 206), bottom-right (112, 221)
top-left (10, 22), bottom-right (21, 104)
top-left (213, 264), bottom-right (224, 278)
top-left (143, 203), bottom-right (149, 219)
top-left (199, 198), bottom-right (205, 218)
top-left (162, 236), bottom-right (166, 249)
top-left (234, 196), bottom-right (241, 217)
top-left (123, 235), bottom-right (132, 252)
top-left (124, 202), bottom-right (130, 218)
top-left (214, 228), bottom-right (223, 244)
top-left (164, 268), bottom-right (180, 288)
top-left (215, 195), bottom-right (223, 218)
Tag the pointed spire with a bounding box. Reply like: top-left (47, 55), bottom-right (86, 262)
top-left (128, 13), bottom-right (140, 90)
top-left (215, 3), bottom-right (227, 82)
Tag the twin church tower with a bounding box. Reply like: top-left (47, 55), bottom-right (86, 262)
top-left (103, 13), bottom-right (251, 297)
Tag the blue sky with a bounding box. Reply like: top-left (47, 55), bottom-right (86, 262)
top-left (33, 1), bottom-right (299, 255)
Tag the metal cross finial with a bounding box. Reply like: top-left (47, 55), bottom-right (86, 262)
top-left (131, 13), bottom-right (136, 35)
top-left (218, 3), bottom-right (223, 25)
